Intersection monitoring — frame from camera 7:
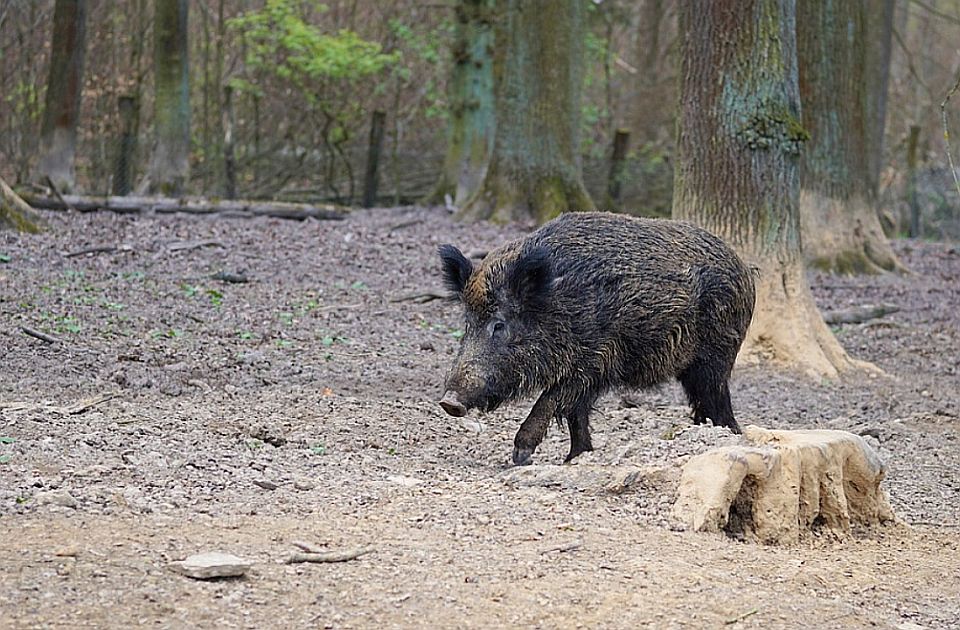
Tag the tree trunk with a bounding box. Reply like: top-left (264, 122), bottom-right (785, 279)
top-left (0, 176), bottom-right (45, 233)
top-left (34, 0), bottom-right (87, 193)
top-left (427, 0), bottom-right (496, 207)
top-left (797, 0), bottom-right (904, 274)
top-left (143, 0), bottom-right (190, 195)
top-left (673, 0), bottom-right (866, 379)
top-left (458, 0), bottom-right (595, 224)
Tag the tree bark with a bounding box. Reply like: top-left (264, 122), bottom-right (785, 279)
top-left (427, 0), bottom-right (496, 207)
top-left (0, 176), bottom-right (45, 233)
top-left (797, 0), bottom-right (904, 274)
top-left (34, 0), bottom-right (87, 193)
top-left (673, 0), bottom-right (866, 379)
top-left (143, 0), bottom-right (190, 195)
top-left (458, 0), bottom-right (594, 224)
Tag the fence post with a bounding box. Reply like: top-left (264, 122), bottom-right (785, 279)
top-left (112, 95), bottom-right (137, 196)
top-left (607, 129), bottom-right (630, 207)
top-left (363, 110), bottom-right (386, 208)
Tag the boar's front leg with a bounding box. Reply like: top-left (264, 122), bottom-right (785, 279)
top-left (512, 388), bottom-right (559, 466)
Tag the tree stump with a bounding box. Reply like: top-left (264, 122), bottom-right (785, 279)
top-left (672, 425), bottom-right (895, 544)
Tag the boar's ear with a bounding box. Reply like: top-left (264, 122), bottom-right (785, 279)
top-left (508, 246), bottom-right (553, 310)
top-left (438, 244), bottom-right (474, 299)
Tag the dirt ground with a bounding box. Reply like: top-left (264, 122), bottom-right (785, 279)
top-left (1, 206), bottom-right (958, 629)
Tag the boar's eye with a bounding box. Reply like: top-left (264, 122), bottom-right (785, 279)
top-left (487, 319), bottom-right (508, 339)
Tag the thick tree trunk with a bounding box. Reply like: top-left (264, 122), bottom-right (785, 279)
top-left (458, 0), bottom-right (594, 224)
top-left (143, 0), bottom-right (190, 195)
top-left (674, 0), bottom-right (866, 379)
top-left (427, 0), bottom-right (495, 207)
top-left (34, 0), bottom-right (87, 193)
top-left (797, 0), bottom-right (904, 274)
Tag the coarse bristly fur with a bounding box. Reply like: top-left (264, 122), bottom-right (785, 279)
top-left (438, 211), bottom-right (756, 465)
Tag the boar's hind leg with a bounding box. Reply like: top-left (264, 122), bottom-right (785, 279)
top-left (563, 393), bottom-right (597, 463)
top-left (678, 361), bottom-right (741, 434)
top-left (513, 389), bottom-right (559, 466)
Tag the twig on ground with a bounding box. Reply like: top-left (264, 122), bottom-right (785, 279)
top-left (465, 249), bottom-right (488, 259)
top-left (20, 326), bottom-right (60, 344)
top-left (724, 608), bottom-right (758, 625)
top-left (541, 540), bottom-right (583, 554)
top-left (292, 541), bottom-right (327, 554)
top-left (822, 304), bottom-right (900, 325)
top-left (389, 290), bottom-right (446, 304)
top-left (285, 546), bottom-right (375, 564)
top-left (64, 244), bottom-right (134, 258)
top-left (166, 239), bottom-right (224, 253)
top-left (316, 303), bottom-right (363, 312)
top-left (60, 392), bottom-right (119, 415)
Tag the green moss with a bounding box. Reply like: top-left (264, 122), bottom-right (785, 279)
top-left (740, 101), bottom-right (809, 155)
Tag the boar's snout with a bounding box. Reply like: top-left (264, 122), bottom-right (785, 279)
top-left (439, 390), bottom-right (467, 417)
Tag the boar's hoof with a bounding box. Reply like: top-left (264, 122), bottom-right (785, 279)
top-left (512, 446), bottom-right (535, 466)
top-left (439, 391), bottom-right (467, 417)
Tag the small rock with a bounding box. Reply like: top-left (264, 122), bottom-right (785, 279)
top-left (293, 477), bottom-right (316, 491)
top-left (460, 418), bottom-right (484, 433)
top-left (168, 552), bottom-right (252, 579)
top-left (253, 479), bottom-right (279, 491)
top-left (386, 475), bottom-right (422, 487)
top-left (36, 490), bottom-right (78, 509)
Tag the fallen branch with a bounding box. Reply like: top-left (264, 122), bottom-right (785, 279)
top-left (21, 325), bottom-right (60, 344)
top-left (822, 303), bottom-right (899, 325)
top-left (389, 290), bottom-right (447, 304)
top-left (19, 193), bottom-right (348, 222)
top-left (44, 176), bottom-right (77, 212)
top-left (285, 546), bottom-right (374, 564)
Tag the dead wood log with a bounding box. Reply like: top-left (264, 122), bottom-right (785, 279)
top-left (19, 193), bottom-right (348, 221)
top-left (822, 303), bottom-right (900, 325)
top-left (1, 176), bottom-right (45, 233)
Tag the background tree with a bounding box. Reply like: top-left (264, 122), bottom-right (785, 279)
top-left (427, 0), bottom-right (495, 207)
top-left (34, 0), bottom-right (87, 193)
top-left (458, 0), bottom-right (594, 224)
top-left (673, 0), bottom-right (865, 378)
top-left (797, 0), bottom-right (903, 274)
top-left (142, 0), bottom-right (190, 195)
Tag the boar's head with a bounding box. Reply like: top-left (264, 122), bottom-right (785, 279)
top-left (437, 243), bottom-right (555, 417)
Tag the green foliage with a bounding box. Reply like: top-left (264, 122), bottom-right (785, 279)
top-left (387, 18), bottom-right (451, 119)
top-left (230, 0), bottom-right (397, 93)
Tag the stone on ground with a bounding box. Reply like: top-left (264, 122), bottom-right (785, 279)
top-left (168, 552), bottom-right (252, 579)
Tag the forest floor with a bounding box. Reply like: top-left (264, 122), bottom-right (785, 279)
top-left (1, 206), bottom-right (959, 629)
